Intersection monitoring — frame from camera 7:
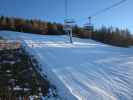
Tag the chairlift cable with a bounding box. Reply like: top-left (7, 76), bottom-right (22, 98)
top-left (77, 0), bottom-right (127, 23)
top-left (90, 0), bottom-right (127, 18)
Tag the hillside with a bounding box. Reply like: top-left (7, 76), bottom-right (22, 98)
top-left (0, 16), bottom-right (133, 47)
top-left (0, 31), bottom-right (133, 100)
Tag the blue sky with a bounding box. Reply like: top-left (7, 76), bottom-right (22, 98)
top-left (0, 0), bottom-right (133, 32)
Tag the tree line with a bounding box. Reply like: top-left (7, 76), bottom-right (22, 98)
top-left (0, 16), bottom-right (133, 47)
top-left (92, 26), bottom-right (133, 47)
top-left (0, 16), bottom-right (64, 35)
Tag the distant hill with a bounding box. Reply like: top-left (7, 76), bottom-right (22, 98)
top-left (0, 16), bottom-right (133, 47)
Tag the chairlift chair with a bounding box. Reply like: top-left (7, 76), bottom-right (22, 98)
top-left (84, 16), bottom-right (93, 31)
top-left (64, 18), bottom-right (75, 31)
top-left (63, 18), bottom-right (75, 43)
top-left (84, 23), bottom-right (93, 31)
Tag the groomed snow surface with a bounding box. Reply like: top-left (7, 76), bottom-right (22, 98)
top-left (0, 31), bottom-right (133, 100)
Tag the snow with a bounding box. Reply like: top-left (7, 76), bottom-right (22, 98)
top-left (0, 31), bottom-right (133, 100)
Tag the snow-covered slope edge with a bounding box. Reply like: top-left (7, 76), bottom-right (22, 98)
top-left (0, 31), bottom-right (78, 100)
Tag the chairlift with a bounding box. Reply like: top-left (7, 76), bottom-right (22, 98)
top-left (64, 18), bottom-right (75, 23)
top-left (83, 0), bottom-right (126, 32)
top-left (63, 18), bottom-right (75, 43)
top-left (64, 18), bottom-right (75, 31)
top-left (83, 16), bottom-right (93, 31)
top-left (84, 23), bottom-right (93, 31)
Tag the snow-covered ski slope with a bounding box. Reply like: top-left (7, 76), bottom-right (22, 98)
top-left (0, 31), bottom-right (133, 100)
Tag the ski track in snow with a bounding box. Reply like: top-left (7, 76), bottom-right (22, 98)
top-left (0, 31), bottom-right (133, 100)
